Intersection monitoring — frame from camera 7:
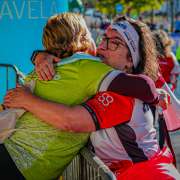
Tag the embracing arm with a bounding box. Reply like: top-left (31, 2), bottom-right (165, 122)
top-left (3, 86), bottom-right (95, 132)
top-left (3, 87), bottom-right (133, 132)
top-left (32, 51), bottom-right (158, 104)
top-left (24, 97), bottom-right (95, 132)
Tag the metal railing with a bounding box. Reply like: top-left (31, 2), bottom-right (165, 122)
top-left (0, 64), bottom-right (18, 91)
top-left (62, 147), bottom-right (116, 180)
top-left (0, 63), bottom-right (25, 87)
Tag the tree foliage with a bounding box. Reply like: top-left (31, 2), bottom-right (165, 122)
top-left (91, 0), bottom-right (165, 17)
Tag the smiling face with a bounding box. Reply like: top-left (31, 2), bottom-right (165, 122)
top-left (97, 26), bottom-right (133, 72)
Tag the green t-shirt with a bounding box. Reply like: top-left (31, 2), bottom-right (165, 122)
top-left (4, 53), bottom-right (112, 180)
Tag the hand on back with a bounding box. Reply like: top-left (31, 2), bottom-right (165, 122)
top-left (34, 52), bottom-right (59, 81)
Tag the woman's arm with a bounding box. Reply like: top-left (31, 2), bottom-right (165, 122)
top-left (24, 99), bottom-right (95, 132)
top-left (4, 86), bottom-right (95, 132)
top-left (32, 52), bottom-right (159, 104)
top-left (3, 87), bottom-right (133, 132)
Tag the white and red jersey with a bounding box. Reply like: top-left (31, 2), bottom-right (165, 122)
top-left (84, 92), bottom-right (159, 164)
top-left (83, 71), bottom-right (180, 179)
top-left (83, 91), bottom-right (180, 179)
top-left (82, 71), bottom-right (159, 163)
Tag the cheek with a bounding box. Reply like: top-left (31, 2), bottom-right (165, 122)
top-left (119, 57), bottom-right (127, 66)
top-left (106, 55), bottom-right (121, 69)
top-left (115, 56), bottom-right (127, 69)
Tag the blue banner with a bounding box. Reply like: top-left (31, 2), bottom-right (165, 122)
top-left (0, 0), bottom-right (68, 102)
top-left (0, 0), bottom-right (68, 74)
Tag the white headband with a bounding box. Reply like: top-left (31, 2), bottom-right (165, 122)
top-left (111, 21), bottom-right (140, 68)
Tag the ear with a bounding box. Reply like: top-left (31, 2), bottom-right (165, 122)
top-left (128, 60), bottom-right (133, 68)
top-left (124, 56), bottom-right (133, 73)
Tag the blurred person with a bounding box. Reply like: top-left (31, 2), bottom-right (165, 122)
top-left (175, 15), bottom-right (180, 33)
top-left (90, 20), bottom-right (103, 44)
top-left (153, 30), bottom-right (180, 142)
top-left (5, 15), bottom-right (180, 179)
top-left (0, 13), bottom-right (159, 180)
top-left (146, 21), bottom-right (157, 31)
top-left (100, 16), bottom-right (111, 31)
top-left (159, 16), bottom-right (170, 32)
top-left (153, 30), bottom-right (180, 91)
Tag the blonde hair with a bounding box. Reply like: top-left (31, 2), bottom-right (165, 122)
top-left (113, 16), bottom-right (158, 81)
top-left (153, 30), bottom-right (174, 57)
top-left (43, 13), bottom-right (92, 58)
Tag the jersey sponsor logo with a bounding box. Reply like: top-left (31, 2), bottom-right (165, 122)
top-left (98, 93), bottom-right (114, 106)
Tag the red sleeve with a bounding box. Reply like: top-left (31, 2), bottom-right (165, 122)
top-left (82, 91), bottom-right (134, 130)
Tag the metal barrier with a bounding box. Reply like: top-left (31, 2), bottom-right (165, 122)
top-left (0, 64), bottom-right (18, 91)
top-left (62, 147), bottom-right (116, 180)
top-left (0, 64), bottom-right (22, 103)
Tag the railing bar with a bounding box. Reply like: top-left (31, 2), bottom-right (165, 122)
top-left (61, 148), bottom-right (115, 180)
top-left (6, 67), bottom-right (8, 91)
